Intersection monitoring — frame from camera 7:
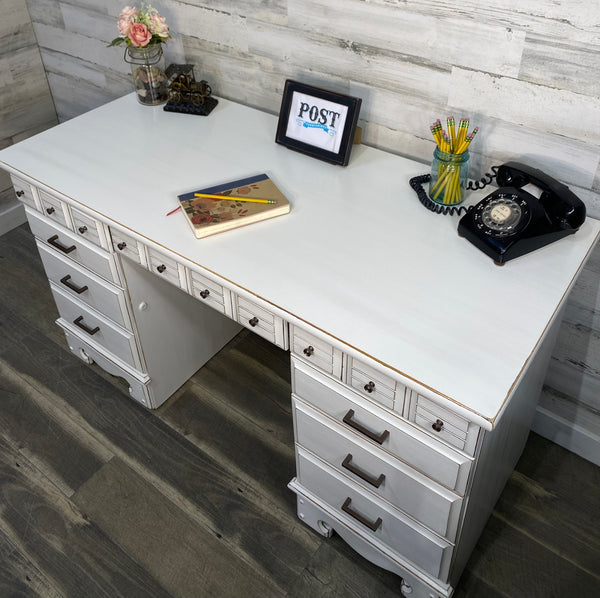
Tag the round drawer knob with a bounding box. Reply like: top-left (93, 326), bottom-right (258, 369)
top-left (117, 242), bottom-right (127, 250)
top-left (157, 264), bottom-right (166, 273)
top-left (432, 419), bottom-right (444, 432)
top-left (303, 345), bottom-right (314, 357)
top-left (46, 206), bottom-right (55, 215)
top-left (199, 289), bottom-right (210, 299)
top-left (364, 381), bottom-right (375, 393)
top-left (78, 225), bottom-right (88, 234)
top-left (249, 316), bottom-right (259, 327)
top-left (16, 190), bottom-right (25, 197)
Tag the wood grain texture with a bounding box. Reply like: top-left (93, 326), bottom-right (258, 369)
top-left (1, 222), bottom-right (600, 596)
top-left (0, 0), bottom-right (57, 230)
top-left (0, 437), bottom-right (174, 598)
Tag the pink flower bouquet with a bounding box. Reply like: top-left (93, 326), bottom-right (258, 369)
top-left (109, 3), bottom-right (171, 47)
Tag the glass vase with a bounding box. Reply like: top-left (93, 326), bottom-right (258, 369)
top-left (428, 148), bottom-right (469, 206)
top-left (125, 45), bottom-right (169, 106)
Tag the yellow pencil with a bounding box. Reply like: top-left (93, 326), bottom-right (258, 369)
top-left (194, 193), bottom-right (277, 204)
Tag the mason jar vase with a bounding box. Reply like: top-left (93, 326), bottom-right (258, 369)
top-left (125, 45), bottom-right (169, 106)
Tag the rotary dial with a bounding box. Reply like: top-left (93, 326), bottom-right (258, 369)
top-left (474, 193), bottom-right (530, 238)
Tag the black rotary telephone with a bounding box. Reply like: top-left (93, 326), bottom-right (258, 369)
top-left (411, 162), bottom-right (587, 265)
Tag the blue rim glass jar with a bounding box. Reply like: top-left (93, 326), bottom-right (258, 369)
top-left (428, 148), bottom-right (469, 205)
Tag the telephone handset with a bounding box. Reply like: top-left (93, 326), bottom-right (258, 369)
top-left (457, 162), bottom-right (586, 265)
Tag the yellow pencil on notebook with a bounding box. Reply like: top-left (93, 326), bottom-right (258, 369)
top-left (194, 193), bottom-right (277, 204)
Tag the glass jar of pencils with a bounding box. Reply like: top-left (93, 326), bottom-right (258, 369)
top-left (428, 148), bottom-right (469, 206)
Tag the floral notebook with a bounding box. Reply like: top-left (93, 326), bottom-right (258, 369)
top-left (177, 173), bottom-right (290, 239)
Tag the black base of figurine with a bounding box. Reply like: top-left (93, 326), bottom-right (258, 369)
top-left (163, 97), bottom-right (218, 116)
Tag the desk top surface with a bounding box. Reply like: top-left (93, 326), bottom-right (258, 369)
top-left (2, 93), bottom-right (598, 427)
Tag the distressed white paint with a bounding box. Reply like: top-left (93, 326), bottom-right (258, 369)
top-left (12, 0), bottom-right (600, 464)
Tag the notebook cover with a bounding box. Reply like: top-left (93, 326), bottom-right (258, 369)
top-left (177, 173), bottom-right (290, 238)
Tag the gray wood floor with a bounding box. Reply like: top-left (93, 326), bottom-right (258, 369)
top-left (1, 222), bottom-right (599, 598)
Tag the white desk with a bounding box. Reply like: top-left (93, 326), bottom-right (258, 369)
top-left (1, 93), bottom-right (598, 598)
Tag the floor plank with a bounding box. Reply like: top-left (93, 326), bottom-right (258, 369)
top-left (72, 456), bottom-right (285, 598)
top-left (0, 528), bottom-right (65, 598)
top-left (0, 436), bottom-right (173, 598)
top-left (0, 358), bottom-right (110, 497)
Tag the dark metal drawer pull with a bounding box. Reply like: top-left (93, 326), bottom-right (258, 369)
top-left (199, 289), bottom-right (210, 299)
top-left (341, 497), bottom-right (382, 532)
top-left (47, 235), bottom-right (76, 254)
top-left (157, 264), bottom-right (166, 273)
top-left (342, 454), bottom-right (385, 488)
top-left (432, 419), bottom-right (444, 432)
top-left (117, 241), bottom-right (127, 251)
top-left (342, 409), bottom-right (389, 445)
top-left (248, 316), bottom-right (259, 327)
top-left (364, 381), bottom-right (375, 393)
top-left (78, 225), bottom-right (88, 234)
top-left (46, 206), bottom-right (55, 215)
top-left (303, 345), bottom-right (314, 357)
top-left (60, 275), bottom-right (88, 295)
top-left (73, 316), bottom-right (99, 336)
top-left (16, 190), bottom-right (25, 197)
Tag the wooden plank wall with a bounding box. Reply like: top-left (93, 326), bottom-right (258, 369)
top-left (20, 0), bottom-right (600, 464)
top-left (0, 0), bottom-right (57, 235)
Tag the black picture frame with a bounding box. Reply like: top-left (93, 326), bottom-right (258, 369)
top-left (275, 80), bottom-right (362, 166)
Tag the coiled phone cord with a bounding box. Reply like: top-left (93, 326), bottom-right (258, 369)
top-left (466, 166), bottom-right (499, 191)
top-left (409, 166), bottom-right (499, 216)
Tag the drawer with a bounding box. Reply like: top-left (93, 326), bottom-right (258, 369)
top-left (50, 283), bottom-right (142, 370)
top-left (59, 322), bottom-right (151, 408)
top-left (409, 394), bottom-right (481, 456)
top-left (235, 295), bottom-right (289, 350)
top-left (10, 175), bottom-right (38, 210)
top-left (189, 269), bottom-right (231, 316)
top-left (37, 241), bottom-right (131, 330)
top-left (293, 397), bottom-right (462, 540)
top-left (38, 189), bottom-right (71, 229)
top-left (291, 325), bottom-right (342, 378)
top-left (297, 447), bottom-right (453, 581)
top-left (147, 246), bottom-right (184, 289)
top-left (70, 206), bottom-right (107, 249)
top-left (27, 208), bottom-right (121, 284)
top-left (111, 229), bottom-right (144, 265)
top-left (346, 356), bottom-right (404, 411)
top-left (292, 357), bottom-right (471, 494)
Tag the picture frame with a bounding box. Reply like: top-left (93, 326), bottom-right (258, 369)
top-left (275, 80), bottom-right (362, 166)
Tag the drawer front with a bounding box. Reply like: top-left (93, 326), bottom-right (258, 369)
top-left (291, 325), bottom-right (342, 378)
top-left (27, 209), bottom-right (120, 284)
top-left (292, 358), bottom-right (471, 494)
top-left (297, 447), bottom-right (452, 580)
top-left (147, 246), bottom-right (183, 288)
top-left (347, 356), bottom-right (403, 410)
top-left (37, 241), bottom-right (131, 330)
top-left (410, 394), bottom-right (480, 456)
top-left (50, 284), bottom-right (141, 369)
top-left (112, 229), bottom-right (143, 265)
top-left (38, 189), bottom-right (71, 229)
top-left (10, 175), bottom-right (38, 210)
top-left (70, 206), bottom-right (106, 249)
top-left (189, 270), bottom-right (230, 316)
top-left (59, 324), bottom-right (151, 408)
top-left (294, 398), bottom-right (462, 540)
top-left (235, 295), bottom-right (289, 349)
